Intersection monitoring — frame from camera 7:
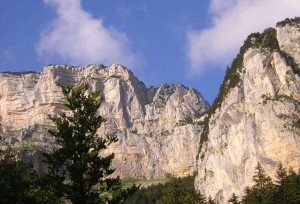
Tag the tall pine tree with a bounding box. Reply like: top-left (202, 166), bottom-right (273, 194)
top-left (272, 162), bottom-right (288, 204)
top-left (228, 193), bottom-right (240, 204)
top-left (43, 84), bottom-right (121, 203)
top-left (242, 162), bottom-right (273, 204)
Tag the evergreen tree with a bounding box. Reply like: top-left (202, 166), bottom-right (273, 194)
top-left (196, 192), bottom-right (208, 204)
top-left (242, 162), bottom-right (273, 204)
top-left (252, 162), bottom-right (273, 190)
top-left (272, 163), bottom-right (288, 204)
top-left (234, 163), bottom-right (300, 204)
top-left (228, 193), bottom-right (240, 204)
top-left (207, 196), bottom-right (217, 204)
top-left (156, 176), bottom-right (203, 204)
top-left (242, 187), bottom-right (256, 204)
top-left (123, 183), bottom-right (164, 204)
top-left (0, 149), bottom-right (61, 204)
top-left (43, 84), bottom-right (122, 203)
top-left (0, 150), bottom-right (37, 204)
top-left (284, 167), bottom-right (300, 203)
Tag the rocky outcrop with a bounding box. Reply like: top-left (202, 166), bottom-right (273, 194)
top-left (2, 17), bottom-right (300, 204)
top-left (0, 64), bottom-right (209, 178)
top-left (195, 20), bottom-right (300, 202)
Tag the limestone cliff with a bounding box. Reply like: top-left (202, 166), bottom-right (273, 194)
top-left (195, 18), bottom-right (300, 203)
top-left (0, 64), bottom-right (209, 178)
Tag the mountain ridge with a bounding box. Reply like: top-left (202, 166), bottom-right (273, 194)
top-left (0, 64), bottom-right (209, 179)
top-left (1, 17), bottom-right (300, 204)
top-left (195, 17), bottom-right (300, 203)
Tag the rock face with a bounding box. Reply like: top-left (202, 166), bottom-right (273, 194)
top-left (195, 20), bottom-right (300, 202)
top-left (2, 17), bottom-right (300, 204)
top-left (0, 64), bottom-right (209, 178)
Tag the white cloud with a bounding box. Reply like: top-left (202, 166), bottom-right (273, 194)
top-left (37, 0), bottom-right (138, 68)
top-left (187, 0), bottom-right (300, 74)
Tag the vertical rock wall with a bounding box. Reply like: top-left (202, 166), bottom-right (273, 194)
top-left (0, 64), bottom-right (209, 178)
top-left (195, 22), bottom-right (300, 203)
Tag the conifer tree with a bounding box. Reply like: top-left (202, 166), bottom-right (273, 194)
top-left (196, 192), bottom-right (207, 204)
top-left (207, 196), bottom-right (216, 204)
top-left (252, 162), bottom-right (273, 190)
top-left (272, 162), bottom-right (288, 204)
top-left (242, 162), bottom-right (273, 204)
top-left (156, 176), bottom-right (204, 204)
top-left (237, 163), bottom-right (300, 204)
top-left (228, 193), bottom-right (240, 204)
top-left (0, 148), bottom-right (61, 204)
top-left (284, 167), bottom-right (300, 203)
top-left (43, 84), bottom-right (121, 203)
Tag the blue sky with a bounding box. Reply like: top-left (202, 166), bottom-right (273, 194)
top-left (1, 0), bottom-right (300, 104)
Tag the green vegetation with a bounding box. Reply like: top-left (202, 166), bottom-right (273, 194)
top-left (231, 163), bottom-right (300, 204)
top-left (276, 17), bottom-right (300, 27)
top-left (197, 115), bottom-right (209, 158)
top-left (123, 175), bottom-right (214, 204)
top-left (178, 116), bottom-right (194, 125)
top-left (119, 183), bottom-right (165, 204)
top-left (263, 94), bottom-right (300, 133)
top-left (121, 177), bottom-right (171, 189)
top-left (0, 84), bottom-right (138, 203)
top-left (156, 176), bottom-right (209, 204)
top-left (211, 27), bottom-right (279, 115)
top-left (279, 51), bottom-right (300, 76)
top-left (199, 27), bottom-right (280, 152)
top-left (0, 149), bottom-right (63, 204)
top-left (42, 84), bottom-right (137, 203)
top-left (1, 71), bottom-right (38, 75)
top-left (194, 111), bottom-right (209, 119)
top-left (228, 193), bottom-right (240, 204)
top-left (153, 96), bottom-right (167, 109)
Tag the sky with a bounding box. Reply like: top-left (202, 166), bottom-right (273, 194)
top-left (1, 0), bottom-right (300, 104)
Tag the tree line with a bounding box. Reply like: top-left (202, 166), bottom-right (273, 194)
top-left (1, 84), bottom-right (299, 203)
top-left (228, 162), bottom-right (300, 204)
top-left (121, 162), bottom-right (300, 204)
top-left (0, 84), bottom-right (137, 204)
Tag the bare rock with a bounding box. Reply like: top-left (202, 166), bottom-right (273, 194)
top-left (0, 64), bottom-right (209, 178)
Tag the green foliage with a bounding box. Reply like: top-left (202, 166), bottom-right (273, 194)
top-left (272, 163), bottom-right (288, 204)
top-left (276, 17), bottom-right (300, 27)
top-left (279, 51), bottom-right (300, 76)
top-left (248, 162), bottom-right (274, 203)
top-left (207, 196), bottom-right (217, 204)
top-left (178, 116), bottom-right (194, 125)
top-left (156, 176), bottom-right (207, 204)
top-left (0, 149), bottom-right (62, 204)
top-left (43, 84), bottom-right (127, 203)
top-left (109, 184), bottom-right (140, 204)
top-left (199, 27), bottom-right (280, 151)
top-left (194, 111), bottom-right (209, 119)
top-left (211, 27), bottom-right (279, 115)
top-left (123, 175), bottom-right (210, 204)
top-left (121, 177), bottom-right (171, 189)
top-left (263, 94), bottom-right (300, 133)
top-left (122, 183), bottom-right (165, 204)
top-left (198, 115), bottom-right (209, 158)
top-left (252, 163), bottom-right (273, 190)
top-left (0, 84), bottom-right (138, 203)
top-left (247, 28), bottom-right (280, 51)
top-left (228, 193), bottom-right (240, 204)
top-left (231, 162), bottom-right (300, 204)
top-left (241, 163), bottom-right (274, 203)
top-left (2, 71), bottom-right (38, 75)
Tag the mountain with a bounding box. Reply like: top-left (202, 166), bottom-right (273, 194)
top-left (195, 17), bottom-right (300, 203)
top-left (0, 64), bottom-right (209, 179)
top-left (1, 17), bottom-right (300, 204)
